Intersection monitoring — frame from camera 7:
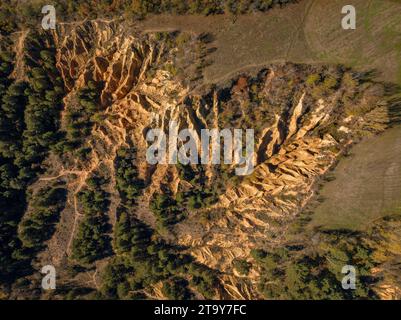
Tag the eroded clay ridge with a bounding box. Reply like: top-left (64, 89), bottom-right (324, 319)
top-left (18, 20), bottom-right (396, 299)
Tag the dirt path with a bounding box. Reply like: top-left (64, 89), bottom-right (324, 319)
top-left (284, 0), bottom-right (316, 61)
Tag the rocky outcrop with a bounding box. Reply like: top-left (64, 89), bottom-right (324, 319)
top-left (14, 20), bottom-right (395, 299)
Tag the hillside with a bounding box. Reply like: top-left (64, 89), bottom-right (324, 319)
top-left (0, 0), bottom-right (401, 300)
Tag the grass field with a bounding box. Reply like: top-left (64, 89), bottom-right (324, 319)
top-left (137, 0), bottom-right (401, 86)
top-left (310, 126), bottom-right (401, 231)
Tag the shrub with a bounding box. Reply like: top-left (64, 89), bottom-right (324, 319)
top-left (233, 259), bottom-right (251, 275)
